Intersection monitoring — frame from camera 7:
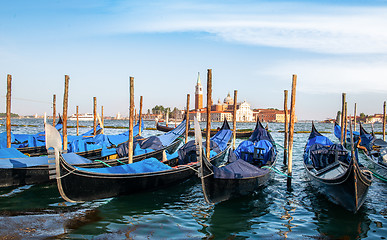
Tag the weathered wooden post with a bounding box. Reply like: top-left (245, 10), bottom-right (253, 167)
top-left (52, 94), bottom-right (56, 126)
top-left (287, 74), bottom-right (297, 190)
top-left (344, 102), bottom-right (348, 146)
top-left (232, 90), bottom-right (238, 150)
top-left (93, 97), bottom-right (97, 136)
top-left (101, 106), bottom-right (104, 134)
top-left (128, 77), bottom-right (134, 164)
top-left (340, 93), bottom-right (346, 145)
top-left (383, 101), bottom-right (386, 141)
top-left (283, 90), bottom-right (288, 165)
top-left (63, 75), bottom-right (69, 151)
top-left (139, 96), bottom-right (143, 136)
top-left (185, 94), bottom-right (190, 143)
top-left (166, 108), bottom-right (169, 127)
top-left (354, 103), bottom-right (357, 132)
top-left (6, 74), bottom-right (12, 148)
top-left (76, 106), bottom-right (79, 136)
top-left (206, 69), bottom-right (212, 159)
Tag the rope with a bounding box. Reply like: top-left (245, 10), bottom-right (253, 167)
top-left (275, 143), bottom-right (286, 150)
top-left (56, 168), bottom-right (76, 179)
top-left (185, 164), bottom-right (199, 173)
top-left (262, 165), bottom-right (292, 178)
top-left (115, 159), bottom-right (125, 165)
top-left (94, 160), bottom-right (112, 167)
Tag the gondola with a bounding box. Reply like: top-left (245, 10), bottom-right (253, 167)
top-left (358, 123), bottom-right (387, 181)
top-left (0, 120), bottom-right (183, 188)
top-left (49, 119), bottom-right (232, 202)
top-left (198, 118), bottom-right (277, 204)
top-left (303, 123), bottom-right (372, 213)
top-left (156, 121), bottom-right (253, 138)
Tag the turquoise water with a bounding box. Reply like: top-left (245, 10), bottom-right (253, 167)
top-left (0, 119), bottom-right (386, 239)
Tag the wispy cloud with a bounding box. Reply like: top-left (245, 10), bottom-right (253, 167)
top-left (106, 1), bottom-right (387, 54)
top-left (260, 57), bottom-right (387, 93)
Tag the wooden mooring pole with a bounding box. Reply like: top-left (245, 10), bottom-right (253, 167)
top-left (344, 101), bottom-right (348, 146)
top-left (354, 103), bottom-right (357, 132)
top-left (101, 106), bottom-right (104, 134)
top-left (340, 93), bottom-right (346, 146)
top-left (128, 77), bottom-right (134, 164)
top-left (283, 90), bottom-right (288, 165)
top-left (76, 106), bottom-right (79, 136)
top-left (139, 96), bottom-right (143, 136)
top-left (383, 101), bottom-right (386, 141)
top-left (287, 75), bottom-right (297, 190)
top-left (232, 90), bottom-right (238, 150)
top-left (52, 94), bottom-right (56, 126)
top-left (63, 75), bottom-right (69, 151)
top-left (6, 74), bottom-right (12, 148)
top-left (93, 97), bottom-right (97, 136)
top-left (206, 69), bottom-right (212, 159)
top-left (185, 94), bottom-right (190, 143)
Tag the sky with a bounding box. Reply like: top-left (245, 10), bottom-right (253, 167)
top-left (1, 0), bottom-right (387, 120)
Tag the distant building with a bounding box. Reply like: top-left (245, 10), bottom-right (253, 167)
top-left (195, 72), bottom-right (203, 110)
top-left (366, 114), bottom-right (384, 123)
top-left (253, 109), bottom-right (296, 123)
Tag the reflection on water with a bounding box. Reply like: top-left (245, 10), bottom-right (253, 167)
top-left (0, 121), bottom-right (386, 239)
top-left (303, 184), bottom-right (371, 239)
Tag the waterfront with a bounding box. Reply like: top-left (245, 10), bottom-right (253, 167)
top-left (0, 119), bottom-right (386, 239)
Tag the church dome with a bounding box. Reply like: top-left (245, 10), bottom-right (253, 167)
top-left (223, 92), bottom-right (233, 105)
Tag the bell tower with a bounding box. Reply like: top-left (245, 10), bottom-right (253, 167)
top-left (195, 72), bottom-right (203, 110)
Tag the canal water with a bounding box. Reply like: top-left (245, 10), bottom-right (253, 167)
top-left (0, 119), bottom-right (385, 239)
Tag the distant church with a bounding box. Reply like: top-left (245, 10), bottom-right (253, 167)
top-left (195, 72), bottom-right (203, 110)
top-left (191, 72), bottom-right (294, 122)
top-left (191, 72), bottom-right (253, 122)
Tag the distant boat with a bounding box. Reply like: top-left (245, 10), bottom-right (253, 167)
top-left (69, 113), bottom-right (94, 121)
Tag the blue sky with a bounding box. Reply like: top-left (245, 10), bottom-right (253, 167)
top-left (1, 0), bottom-right (387, 120)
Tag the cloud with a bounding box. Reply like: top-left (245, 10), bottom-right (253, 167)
top-left (107, 1), bottom-right (387, 54)
top-left (260, 57), bottom-right (387, 94)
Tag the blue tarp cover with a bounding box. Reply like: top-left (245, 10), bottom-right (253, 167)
top-left (234, 139), bottom-right (274, 164)
top-left (0, 152), bottom-right (93, 169)
top-left (213, 158), bottom-right (268, 179)
top-left (0, 120), bottom-right (63, 148)
top-left (0, 148), bottom-right (29, 158)
top-left (75, 158), bottom-right (171, 174)
top-left (67, 121), bottom-right (142, 153)
top-left (116, 120), bottom-right (186, 158)
top-left (334, 123), bottom-right (360, 143)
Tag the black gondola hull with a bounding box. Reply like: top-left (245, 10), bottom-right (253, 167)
top-left (201, 165), bottom-right (273, 203)
top-left (304, 160), bottom-right (372, 212)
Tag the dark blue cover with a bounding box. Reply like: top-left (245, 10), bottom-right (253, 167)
top-left (116, 120), bottom-right (186, 158)
top-left (213, 158), bottom-right (268, 179)
top-left (210, 119), bottom-right (232, 151)
top-left (233, 119), bottom-right (276, 165)
top-left (359, 124), bottom-right (375, 151)
top-left (74, 158), bottom-right (171, 174)
top-left (334, 122), bottom-right (360, 143)
top-left (177, 119), bottom-right (231, 165)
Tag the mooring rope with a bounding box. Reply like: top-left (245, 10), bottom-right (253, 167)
top-left (262, 165), bottom-right (292, 178)
top-left (94, 160), bottom-right (112, 167)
